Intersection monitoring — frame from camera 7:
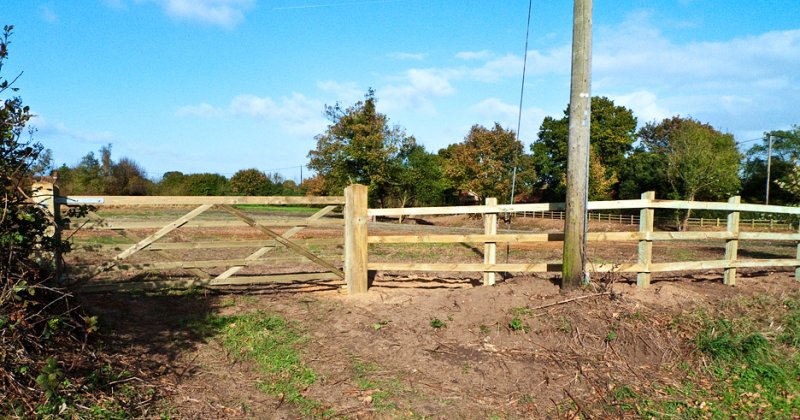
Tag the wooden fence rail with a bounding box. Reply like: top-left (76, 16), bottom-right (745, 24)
top-left (38, 183), bottom-right (800, 294)
top-left (515, 210), bottom-right (794, 230)
top-left (350, 188), bottom-right (800, 293)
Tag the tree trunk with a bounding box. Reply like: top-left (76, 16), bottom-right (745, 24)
top-left (680, 194), bottom-right (695, 231)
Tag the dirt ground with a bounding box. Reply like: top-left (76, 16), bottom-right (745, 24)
top-left (79, 268), bottom-right (800, 419)
top-left (68, 211), bottom-right (800, 417)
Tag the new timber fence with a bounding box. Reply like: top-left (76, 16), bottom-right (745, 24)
top-left (355, 187), bottom-right (800, 292)
top-left (34, 182), bottom-right (800, 294)
top-left (517, 210), bottom-right (795, 230)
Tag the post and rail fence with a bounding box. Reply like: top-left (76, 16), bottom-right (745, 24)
top-left (30, 182), bottom-right (800, 294)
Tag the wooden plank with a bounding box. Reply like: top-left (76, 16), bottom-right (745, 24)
top-left (366, 199), bottom-right (651, 217)
top-left (733, 259), bottom-right (800, 269)
top-left (100, 255), bottom-right (344, 271)
top-left (215, 206), bottom-right (338, 280)
top-left (650, 260), bottom-right (729, 272)
top-left (368, 233), bottom-right (559, 244)
top-left (210, 272), bottom-right (341, 286)
top-left (78, 272), bottom-right (342, 292)
top-left (114, 229), bottom-right (210, 280)
top-left (648, 231), bottom-right (730, 241)
top-left (637, 192), bottom-right (655, 287)
top-left (114, 204), bottom-right (213, 260)
top-left (63, 195), bottom-right (345, 206)
top-left (724, 196), bottom-right (740, 285)
top-left (483, 197), bottom-right (497, 286)
top-left (87, 205), bottom-right (213, 278)
top-left (219, 205), bottom-right (345, 279)
top-left (70, 218), bottom-right (343, 230)
top-left (739, 232), bottom-right (800, 241)
top-left (368, 262), bottom-right (558, 272)
top-left (648, 200), bottom-right (800, 215)
top-left (367, 198), bottom-right (800, 218)
top-left (796, 221), bottom-right (800, 281)
top-left (368, 262), bottom-right (643, 273)
top-left (344, 184), bottom-right (369, 293)
top-left (73, 238), bottom-right (344, 251)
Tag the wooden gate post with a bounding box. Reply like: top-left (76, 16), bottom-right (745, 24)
top-left (483, 197), bottom-right (498, 286)
top-left (345, 184), bottom-right (369, 294)
top-left (723, 196), bottom-right (740, 285)
top-left (637, 191), bottom-right (655, 287)
top-left (795, 220), bottom-right (800, 281)
top-left (31, 181), bottom-right (62, 281)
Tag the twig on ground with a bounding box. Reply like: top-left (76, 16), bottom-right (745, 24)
top-left (530, 292), bottom-right (610, 311)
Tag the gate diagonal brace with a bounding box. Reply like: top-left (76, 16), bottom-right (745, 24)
top-left (86, 204), bottom-right (213, 280)
top-left (219, 205), bottom-right (345, 279)
top-left (214, 205), bottom-right (337, 280)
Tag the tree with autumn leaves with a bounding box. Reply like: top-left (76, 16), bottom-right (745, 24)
top-left (307, 90), bottom-right (752, 212)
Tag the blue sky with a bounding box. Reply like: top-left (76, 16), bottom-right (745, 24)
top-left (4, 1), bottom-right (799, 182)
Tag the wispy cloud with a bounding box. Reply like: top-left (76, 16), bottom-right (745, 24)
top-left (468, 98), bottom-right (547, 143)
top-left (175, 102), bottom-right (225, 118)
top-left (38, 4), bottom-right (58, 23)
top-left (455, 50), bottom-right (492, 60)
top-left (317, 80), bottom-right (363, 104)
top-left (30, 116), bottom-right (116, 143)
top-left (387, 52), bottom-right (426, 61)
top-left (157, 0), bottom-right (255, 28)
top-left (381, 68), bottom-right (455, 114)
top-left (230, 93), bottom-right (327, 135)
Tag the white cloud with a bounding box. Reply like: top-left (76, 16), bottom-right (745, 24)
top-left (387, 52), bottom-right (426, 61)
top-left (229, 93), bottom-right (327, 135)
top-left (468, 98), bottom-right (548, 144)
top-left (592, 12), bottom-right (800, 134)
top-left (29, 116), bottom-right (116, 143)
top-left (147, 0), bottom-right (255, 28)
top-left (380, 68), bottom-right (455, 114)
top-left (175, 102), bottom-right (225, 118)
top-left (456, 50), bottom-right (492, 60)
top-left (317, 80), bottom-right (363, 104)
top-left (39, 4), bottom-right (58, 23)
top-left (609, 90), bottom-right (671, 124)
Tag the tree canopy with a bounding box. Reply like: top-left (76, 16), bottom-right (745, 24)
top-left (307, 89), bottom-right (417, 206)
top-left (530, 96), bottom-right (637, 200)
top-left (442, 123), bottom-right (528, 202)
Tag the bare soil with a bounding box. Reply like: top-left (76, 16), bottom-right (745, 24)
top-left (70, 212), bottom-right (800, 417)
top-left (79, 268), bottom-right (799, 419)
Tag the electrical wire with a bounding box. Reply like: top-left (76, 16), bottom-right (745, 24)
top-left (505, 0), bottom-right (534, 267)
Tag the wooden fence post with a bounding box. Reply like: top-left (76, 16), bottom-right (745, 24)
top-left (483, 197), bottom-right (497, 286)
top-left (345, 184), bottom-right (368, 294)
top-left (31, 182), bottom-right (62, 281)
top-left (795, 221), bottom-right (800, 281)
top-left (637, 191), bottom-right (655, 287)
top-left (724, 196), bottom-right (740, 286)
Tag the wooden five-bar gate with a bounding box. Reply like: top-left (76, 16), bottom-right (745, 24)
top-left (33, 183), bottom-right (800, 294)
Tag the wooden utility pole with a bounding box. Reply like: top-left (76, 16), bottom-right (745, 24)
top-left (562, 0), bottom-right (593, 289)
top-left (765, 134), bottom-right (773, 205)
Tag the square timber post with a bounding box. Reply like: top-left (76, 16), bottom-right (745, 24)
top-left (344, 184), bottom-right (369, 294)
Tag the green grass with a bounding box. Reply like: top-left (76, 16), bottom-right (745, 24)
top-left (351, 358), bottom-right (407, 413)
top-left (192, 311), bottom-right (330, 417)
top-left (607, 293), bottom-right (800, 418)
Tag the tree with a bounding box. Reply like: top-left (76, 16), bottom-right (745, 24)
top-left (530, 96), bottom-right (637, 200)
top-left (307, 89), bottom-right (416, 206)
top-left (229, 168), bottom-right (273, 196)
top-left (442, 123), bottom-right (527, 202)
top-left (740, 125), bottom-right (800, 204)
top-left (391, 144), bottom-right (446, 211)
top-left (638, 117), bottom-right (741, 229)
